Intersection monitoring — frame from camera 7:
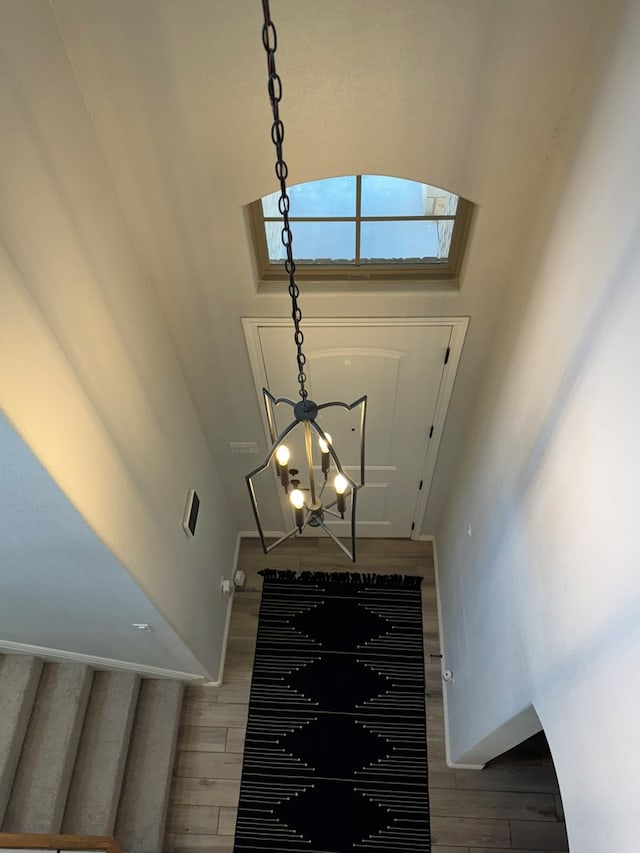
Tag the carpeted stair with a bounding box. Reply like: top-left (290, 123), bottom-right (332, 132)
top-left (0, 653), bottom-right (183, 852)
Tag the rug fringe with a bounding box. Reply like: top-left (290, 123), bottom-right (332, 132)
top-left (258, 569), bottom-right (422, 588)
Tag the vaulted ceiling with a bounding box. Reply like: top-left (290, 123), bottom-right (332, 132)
top-left (2, 0), bottom-right (601, 532)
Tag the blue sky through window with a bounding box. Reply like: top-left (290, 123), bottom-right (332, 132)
top-left (262, 176), bottom-right (457, 263)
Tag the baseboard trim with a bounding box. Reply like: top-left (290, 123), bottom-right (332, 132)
top-left (200, 528), bottom-right (283, 688)
top-left (446, 760), bottom-right (486, 770)
top-left (0, 639), bottom-right (205, 681)
top-left (431, 535), bottom-right (485, 771)
top-left (200, 598), bottom-right (233, 688)
top-left (199, 532), bottom-right (244, 687)
top-left (237, 529), bottom-right (286, 539)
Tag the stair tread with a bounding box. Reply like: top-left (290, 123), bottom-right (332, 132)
top-left (0, 655), bottom-right (43, 826)
top-left (62, 671), bottom-right (140, 835)
top-left (2, 662), bottom-right (93, 833)
top-left (115, 679), bottom-right (184, 853)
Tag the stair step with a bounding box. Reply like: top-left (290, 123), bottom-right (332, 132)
top-left (62, 671), bottom-right (140, 835)
top-left (115, 679), bottom-right (184, 853)
top-left (2, 663), bottom-right (93, 833)
top-left (0, 655), bottom-right (43, 825)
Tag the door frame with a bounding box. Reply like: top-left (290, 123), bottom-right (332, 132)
top-left (242, 316), bottom-right (469, 539)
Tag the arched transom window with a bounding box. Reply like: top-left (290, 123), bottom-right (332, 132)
top-left (250, 174), bottom-right (472, 285)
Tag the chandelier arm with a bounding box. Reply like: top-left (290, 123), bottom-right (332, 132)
top-left (359, 396), bottom-right (367, 486)
top-left (313, 516), bottom-right (355, 562)
top-left (245, 474), bottom-right (267, 554)
top-left (268, 396), bottom-right (298, 408)
top-left (262, 523), bottom-right (306, 554)
top-left (263, 392), bottom-right (278, 446)
top-left (262, 389), bottom-right (297, 447)
top-left (315, 395), bottom-right (368, 412)
top-left (303, 422), bottom-right (317, 506)
top-left (263, 389), bottom-right (297, 409)
top-left (350, 482), bottom-right (358, 562)
top-left (323, 507), bottom-right (343, 520)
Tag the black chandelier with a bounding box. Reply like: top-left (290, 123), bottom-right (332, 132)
top-left (246, 0), bottom-right (367, 562)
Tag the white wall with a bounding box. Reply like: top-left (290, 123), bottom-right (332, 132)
top-left (436, 1), bottom-right (640, 850)
top-left (0, 413), bottom-right (205, 674)
top-left (0, 2), bottom-right (236, 679)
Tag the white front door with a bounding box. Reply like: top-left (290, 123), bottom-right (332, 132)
top-left (244, 318), bottom-right (467, 538)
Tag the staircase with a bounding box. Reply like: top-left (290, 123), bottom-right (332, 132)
top-left (0, 654), bottom-right (184, 852)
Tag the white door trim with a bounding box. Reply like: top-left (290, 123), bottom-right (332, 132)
top-left (409, 317), bottom-right (468, 537)
top-left (242, 317), bottom-right (469, 539)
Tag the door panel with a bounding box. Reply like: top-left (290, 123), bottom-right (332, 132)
top-left (257, 324), bottom-right (452, 537)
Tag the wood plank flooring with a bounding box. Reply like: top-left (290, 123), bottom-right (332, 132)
top-left (165, 538), bottom-right (568, 852)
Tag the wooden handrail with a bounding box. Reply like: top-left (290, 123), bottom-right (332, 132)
top-left (0, 835), bottom-right (123, 853)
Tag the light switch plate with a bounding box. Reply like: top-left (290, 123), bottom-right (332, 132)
top-left (229, 442), bottom-right (259, 454)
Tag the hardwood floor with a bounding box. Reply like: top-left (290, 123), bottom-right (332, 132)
top-left (165, 538), bottom-right (568, 852)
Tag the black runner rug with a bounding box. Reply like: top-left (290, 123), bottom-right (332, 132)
top-left (234, 569), bottom-right (430, 853)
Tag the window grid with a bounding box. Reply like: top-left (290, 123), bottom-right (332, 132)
top-left (355, 174), bottom-right (362, 262)
top-left (250, 175), bottom-right (472, 285)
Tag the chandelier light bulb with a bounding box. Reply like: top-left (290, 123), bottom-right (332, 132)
top-left (276, 443), bottom-right (290, 488)
top-left (334, 473), bottom-right (348, 495)
top-left (319, 431), bottom-right (332, 475)
top-left (289, 488), bottom-right (305, 509)
top-left (334, 472), bottom-right (348, 517)
top-left (318, 432), bottom-right (332, 454)
top-left (276, 444), bottom-right (290, 466)
top-left (290, 486), bottom-right (306, 532)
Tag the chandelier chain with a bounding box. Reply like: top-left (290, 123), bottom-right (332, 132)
top-left (261, 0), bottom-right (308, 401)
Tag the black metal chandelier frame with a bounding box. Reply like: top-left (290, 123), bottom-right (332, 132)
top-left (246, 0), bottom-right (367, 562)
top-left (246, 390), bottom-right (367, 561)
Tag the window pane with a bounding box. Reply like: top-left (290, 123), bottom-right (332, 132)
top-left (360, 219), bottom-right (453, 263)
top-left (262, 175), bottom-right (356, 219)
top-left (266, 220), bottom-right (355, 264)
top-left (361, 175), bottom-right (458, 218)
